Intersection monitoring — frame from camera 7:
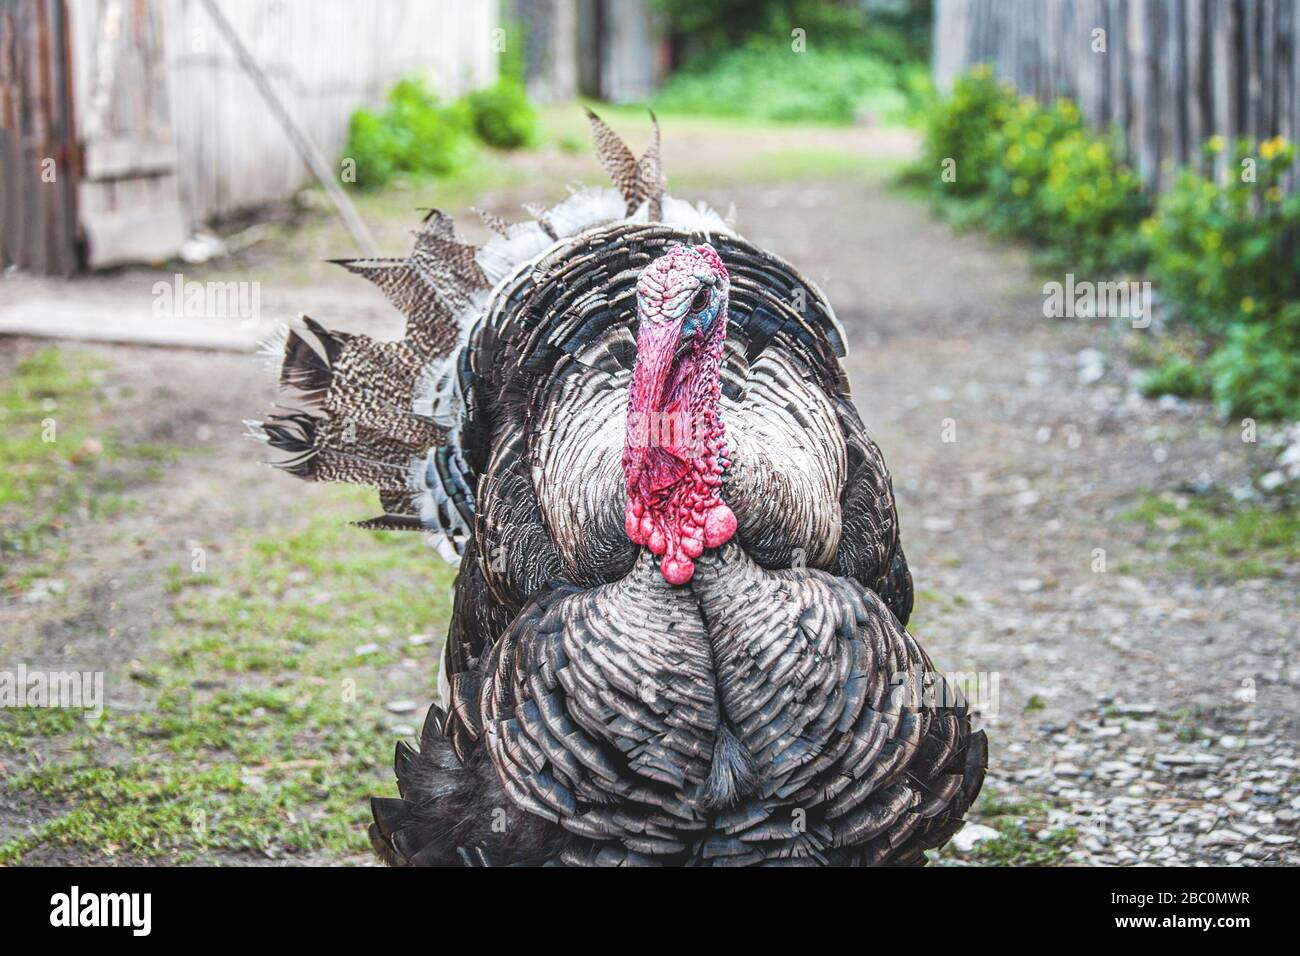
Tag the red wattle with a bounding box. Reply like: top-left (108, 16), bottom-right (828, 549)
top-left (703, 502), bottom-right (736, 549)
top-left (660, 555), bottom-right (694, 586)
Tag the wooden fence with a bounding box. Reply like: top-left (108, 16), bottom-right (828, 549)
top-left (933, 0), bottom-right (1300, 191)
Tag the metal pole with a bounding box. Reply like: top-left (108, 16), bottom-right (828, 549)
top-left (197, 0), bottom-right (377, 257)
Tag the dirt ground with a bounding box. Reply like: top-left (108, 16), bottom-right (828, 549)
top-left (2, 117), bottom-right (1296, 865)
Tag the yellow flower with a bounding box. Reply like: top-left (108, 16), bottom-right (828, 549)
top-left (1241, 296), bottom-right (1255, 313)
top-left (1260, 138), bottom-right (1279, 161)
top-left (1207, 134), bottom-right (1226, 154)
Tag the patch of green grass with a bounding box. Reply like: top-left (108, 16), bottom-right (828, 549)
top-left (653, 44), bottom-right (912, 125)
top-left (0, 487), bottom-right (456, 864)
top-left (0, 349), bottom-right (184, 594)
top-left (1123, 492), bottom-right (1300, 582)
top-left (950, 796), bottom-right (1079, 866)
top-left (741, 148), bottom-right (905, 183)
top-left (906, 587), bottom-right (969, 638)
top-left (0, 349), bottom-right (103, 570)
top-left (1140, 356), bottom-right (1213, 401)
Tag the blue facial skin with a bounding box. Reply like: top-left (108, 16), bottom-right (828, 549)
top-left (680, 287), bottom-right (718, 338)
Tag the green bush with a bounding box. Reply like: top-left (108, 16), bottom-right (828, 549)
top-left (653, 43), bottom-right (910, 125)
top-left (1142, 136), bottom-right (1300, 335)
top-left (983, 95), bottom-right (1084, 236)
top-left (341, 75), bottom-right (540, 190)
top-left (341, 78), bottom-right (472, 188)
top-left (919, 73), bottom-right (1149, 273)
top-left (1206, 304), bottom-right (1300, 420)
top-left (1142, 135), bottom-right (1300, 419)
top-left (343, 108), bottom-right (398, 190)
top-left (384, 78), bottom-right (473, 176)
top-left (919, 68), bottom-right (1300, 421)
top-left (464, 80), bottom-right (538, 149)
top-left (1038, 127), bottom-right (1149, 273)
top-left (1140, 355), bottom-right (1212, 401)
top-left (650, 0), bottom-right (932, 64)
top-left (918, 66), bottom-right (1016, 196)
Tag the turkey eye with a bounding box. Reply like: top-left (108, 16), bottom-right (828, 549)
top-left (689, 287), bottom-right (710, 312)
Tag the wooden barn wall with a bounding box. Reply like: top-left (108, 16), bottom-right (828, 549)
top-left (67, 0), bottom-right (499, 227)
top-left (0, 0), bottom-right (80, 275)
top-left (933, 0), bottom-right (1300, 192)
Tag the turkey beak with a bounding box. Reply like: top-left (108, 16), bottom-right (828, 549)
top-left (628, 318), bottom-right (685, 453)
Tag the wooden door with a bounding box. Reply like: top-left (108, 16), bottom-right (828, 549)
top-left (67, 0), bottom-right (185, 267)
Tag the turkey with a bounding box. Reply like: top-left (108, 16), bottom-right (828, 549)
top-left (249, 112), bottom-right (987, 866)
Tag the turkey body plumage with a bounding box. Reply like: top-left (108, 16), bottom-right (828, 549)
top-left (251, 115), bottom-right (986, 866)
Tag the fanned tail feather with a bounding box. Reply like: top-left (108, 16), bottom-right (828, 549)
top-left (585, 108), bottom-right (666, 218)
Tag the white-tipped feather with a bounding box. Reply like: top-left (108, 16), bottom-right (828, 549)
top-left (428, 532), bottom-right (463, 568)
top-left (545, 186), bottom-right (630, 237)
top-left (435, 640), bottom-right (453, 706)
top-left (255, 323), bottom-right (290, 373)
top-left (430, 367), bottom-right (464, 430)
top-left (660, 196), bottom-right (734, 235)
top-left (411, 355), bottom-right (453, 420)
top-left (475, 221), bottom-right (553, 285)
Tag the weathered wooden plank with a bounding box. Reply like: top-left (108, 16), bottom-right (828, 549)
top-left (83, 135), bottom-right (176, 178)
top-left (0, 294), bottom-right (262, 350)
top-left (1186, 0), bottom-right (1206, 164)
top-left (0, 0), bottom-right (80, 276)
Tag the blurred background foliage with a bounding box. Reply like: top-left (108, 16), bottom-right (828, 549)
top-left (650, 0), bottom-right (931, 124)
top-left (650, 0), bottom-right (931, 63)
top-left (911, 68), bottom-right (1300, 423)
top-left (343, 0), bottom-right (933, 189)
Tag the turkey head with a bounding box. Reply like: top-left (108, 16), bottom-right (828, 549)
top-left (624, 243), bottom-right (737, 585)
